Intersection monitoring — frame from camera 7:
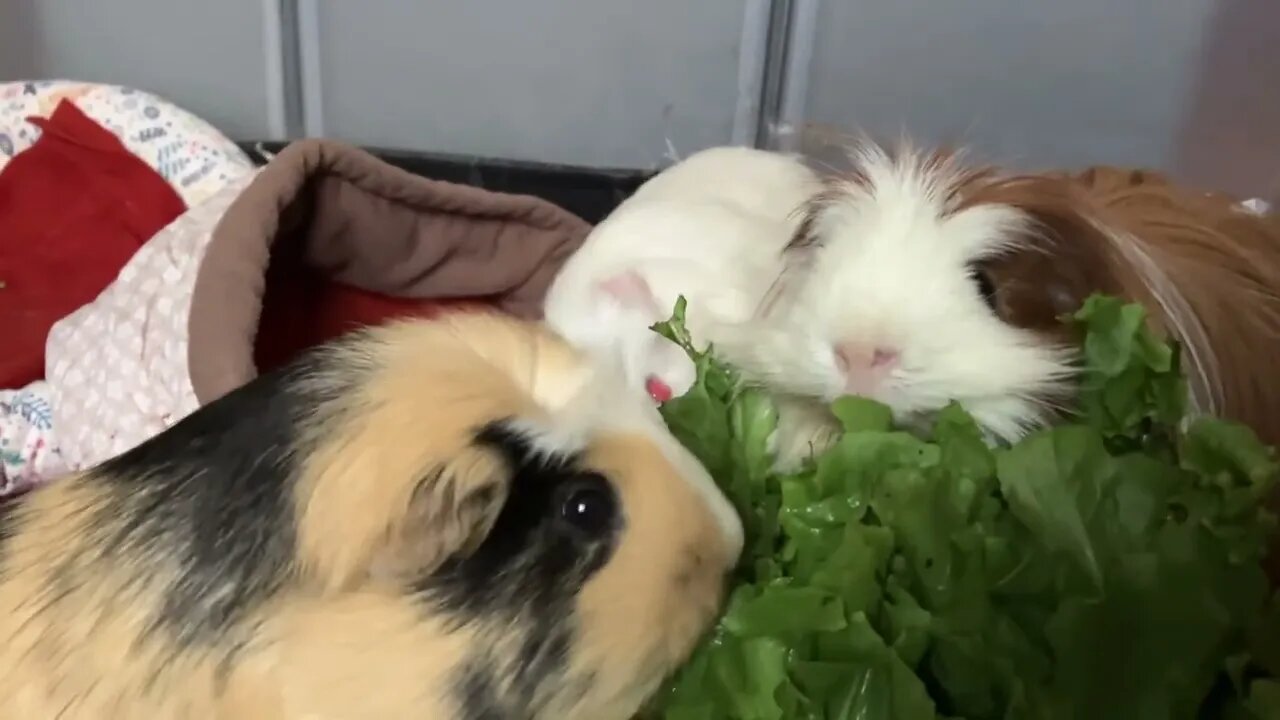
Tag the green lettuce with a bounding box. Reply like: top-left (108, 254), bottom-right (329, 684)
top-left (641, 294), bottom-right (1280, 720)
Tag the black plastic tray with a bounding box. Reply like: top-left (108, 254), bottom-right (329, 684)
top-left (238, 141), bottom-right (653, 225)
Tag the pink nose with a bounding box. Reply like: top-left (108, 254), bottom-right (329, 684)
top-left (645, 375), bottom-right (674, 403)
top-left (834, 343), bottom-right (899, 374)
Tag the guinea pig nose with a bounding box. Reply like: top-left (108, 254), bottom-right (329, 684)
top-left (834, 343), bottom-right (899, 373)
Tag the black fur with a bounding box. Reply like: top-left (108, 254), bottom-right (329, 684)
top-left (428, 420), bottom-right (622, 715)
top-left (81, 344), bottom-right (365, 648)
top-left (456, 658), bottom-right (512, 720)
top-left (426, 421), bottom-right (619, 615)
top-left (0, 498), bottom-right (17, 573)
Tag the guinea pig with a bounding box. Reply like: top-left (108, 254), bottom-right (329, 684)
top-left (717, 140), bottom-right (1280, 466)
top-left (0, 312), bottom-right (743, 719)
top-left (542, 145), bottom-right (822, 403)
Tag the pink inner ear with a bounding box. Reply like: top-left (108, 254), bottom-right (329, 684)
top-left (596, 270), bottom-right (659, 314)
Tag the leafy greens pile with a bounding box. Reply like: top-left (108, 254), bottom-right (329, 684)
top-left (642, 295), bottom-right (1280, 720)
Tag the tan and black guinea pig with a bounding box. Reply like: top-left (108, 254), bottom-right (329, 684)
top-left (0, 312), bottom-right (743, 719)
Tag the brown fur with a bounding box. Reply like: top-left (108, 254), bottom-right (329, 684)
top-left (956, 160), bottom-right (1280, 578)
top-left (956, 165), bottom-right (1280, 452)
top-left (0, 312), bottom-right (735, 718)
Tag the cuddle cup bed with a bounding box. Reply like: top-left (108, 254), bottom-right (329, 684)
top-left (45, 139), bottom-right (592, 473)
top-left (0, 80), bottom-right (255, 492)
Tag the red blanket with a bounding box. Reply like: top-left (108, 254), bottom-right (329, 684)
top-left (0, 100), bottom-right (186, 389)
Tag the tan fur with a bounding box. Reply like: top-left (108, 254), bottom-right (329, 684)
top-left (292, 314), bottom-right (554, 591)
top-left (0, 482), bottom-right (245, 717)
top-left (565, 434), bottom-right (735, 714)
top-left (0, 312), bottom-right (735, 718)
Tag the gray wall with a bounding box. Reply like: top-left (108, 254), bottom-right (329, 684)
top-left (1172, 0), bottom-right (1280, 197)
top-left (1, 0), bottom-right (280, 141)
top-left (1, 0), bottom-right (1275, 193)
top-left (799, 0), bottom-right (1218, 172)
top-left (312, 1), bottom-right (755, 168)
top-left (0, 0), bottom-right (759, 170)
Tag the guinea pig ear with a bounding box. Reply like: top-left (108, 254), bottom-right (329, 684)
top-left (758, 192), bottom-right (828, 319)
top-left (964, 177), bottom-right (1131, 334)
top-left (595, 269), bottom-right (661, 316)
top-left (373, 447), bottom-right (511, 581)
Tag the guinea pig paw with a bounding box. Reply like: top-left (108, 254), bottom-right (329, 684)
top-left (768, 426), bottom-right (810, 474)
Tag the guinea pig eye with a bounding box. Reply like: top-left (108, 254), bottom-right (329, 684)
top-left (556, 474), bottom-right (617, 538)
top-left (970, 266), bottom-right (999, 312)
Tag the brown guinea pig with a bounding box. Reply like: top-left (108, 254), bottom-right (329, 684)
top-left (725, 140), bottom-right (1280, 471)
top-left (0, 312), bottom-right (743, 719)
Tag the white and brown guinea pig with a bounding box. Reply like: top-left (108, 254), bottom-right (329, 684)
top-left (722, 140), bottom-right (1280, 466)
top-left (0, 312), bottom-right (743, 719)
top-left (542, 145), bottom-right (822, 404)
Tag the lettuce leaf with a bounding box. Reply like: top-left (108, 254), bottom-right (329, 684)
top-left (641, 294), bottom-right (1280, 720)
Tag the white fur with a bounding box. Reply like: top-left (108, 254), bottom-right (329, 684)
top-left (718, 144), bottom-right (1077, 462)
top-left (542, 146), bottom-right (822, 399)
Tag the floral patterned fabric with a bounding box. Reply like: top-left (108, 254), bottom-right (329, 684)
top-left (0, 80), bottom-right (253, 208)
top-left (0, 80), bottom-right (251, 495)
top-left (0, 383), bottom-right (67, 497)
top-left (44, 175), bottom-right (255, 475)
